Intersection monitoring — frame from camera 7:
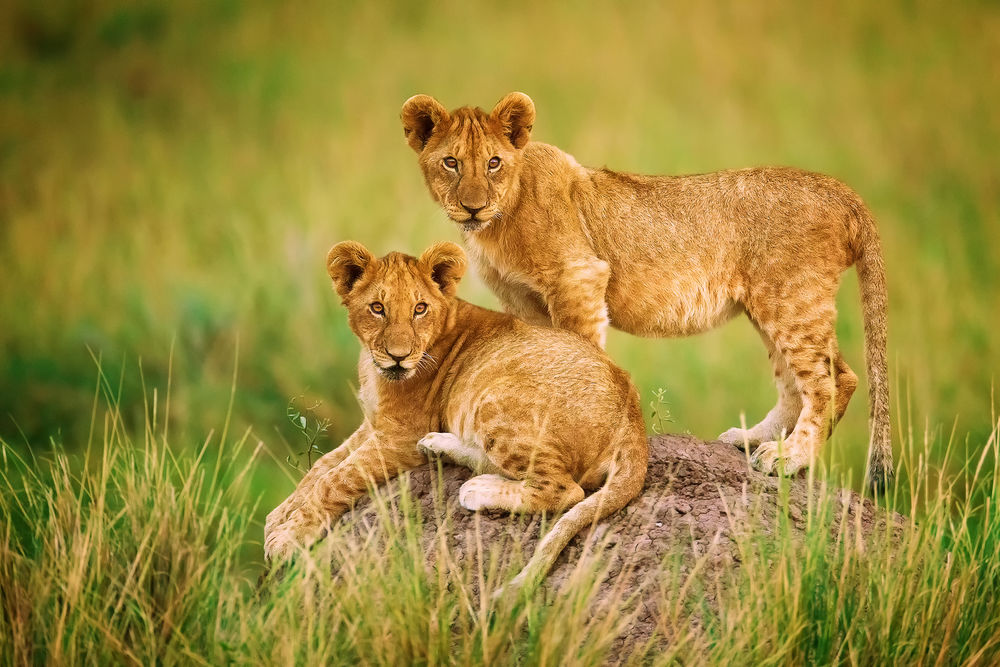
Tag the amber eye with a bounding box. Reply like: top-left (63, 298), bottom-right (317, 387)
top-left (488, 156), bottom-right (501, 170)
top-left (414, 302), bottom-right (427, 316)
top-left (369, 302), bottom-right (384, 315)
top-left (443, 157), bottom-right (458, 170)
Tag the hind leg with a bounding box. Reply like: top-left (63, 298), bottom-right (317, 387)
top-left (749, 297), bottom-right (843, 476)
top-left (830, 353), bottom-right (858, 435)
top-left (720, 322), bottom-right (802, 448)
top-left (459, 473), bottom-right (584, 512)
top-left (458, 433), bottom-right (585, 512)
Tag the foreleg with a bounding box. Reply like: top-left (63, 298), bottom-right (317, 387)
top-left (264, 435), bottom-right (424, 559)
top-left (542, 255), bottom-right (611, 348)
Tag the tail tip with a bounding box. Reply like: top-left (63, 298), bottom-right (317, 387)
top-left (866, 458), bottom-right (895, 495)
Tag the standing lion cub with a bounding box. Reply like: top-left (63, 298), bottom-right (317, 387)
top-left (401, 92), bottom-right (893, 489)
top-left (264, 241), bottom-right (647, 593)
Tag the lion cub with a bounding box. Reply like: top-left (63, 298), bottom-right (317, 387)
top-left (264, 241), bottom-right (647, 591)
top-left (400, 92), bottom-right (893, 489)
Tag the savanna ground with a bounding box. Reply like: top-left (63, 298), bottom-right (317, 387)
top-left (1, 0), bottom-right (999, 663)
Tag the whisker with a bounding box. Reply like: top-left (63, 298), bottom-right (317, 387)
top-left (413, 352), bottom-right (439, 378)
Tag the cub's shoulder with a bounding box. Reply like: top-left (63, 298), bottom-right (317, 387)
top-left (523, 141), bottom-right (586, 175)
top-left (458, 301), bottom-right (607, 365)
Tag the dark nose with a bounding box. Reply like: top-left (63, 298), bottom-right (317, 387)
top-left (462, 204), bottom-right (484, 217)
top-left (388, 353), bottom-right (408, 364)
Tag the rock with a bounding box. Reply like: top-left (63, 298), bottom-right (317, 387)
top-left (334, 434), bottom-right (900, 648)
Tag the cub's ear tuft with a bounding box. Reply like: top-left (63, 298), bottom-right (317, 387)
top-left (327, 241), bottom-right (375, 298)
top-left (491, 92), bottom-right (535, 149)
top-left (401, 94), bottom-right (450, 153)
top-left (419, 242), bottom-right (467, 296)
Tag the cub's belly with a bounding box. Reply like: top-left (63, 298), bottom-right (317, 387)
top-left (605, 276), bottom-right (744, 338)
top-left (481, 255), bottom-right (743, 338)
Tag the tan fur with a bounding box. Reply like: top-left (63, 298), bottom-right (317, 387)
top-left (400, 92), bottom-right (893, 489)
top-left (264, 241), bottom-right (648, 593)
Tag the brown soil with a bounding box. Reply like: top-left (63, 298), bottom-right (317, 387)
top-left (336, 434), bottom-right (899, 651)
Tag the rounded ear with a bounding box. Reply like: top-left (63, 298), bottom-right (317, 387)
top-left (491, 92), bottom-right (535, 149)
top-left (401, 94), bottom-right (450, 153)
top-left (418, 242), bottom-right (467, 296)
top-left (327, 241), bottom-right (375, 298)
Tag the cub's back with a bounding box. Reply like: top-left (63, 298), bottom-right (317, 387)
top-left (445, 304), bottom-right (639, 432)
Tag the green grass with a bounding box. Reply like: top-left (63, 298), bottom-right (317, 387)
top-left (2, 367), bottom-right (999, 664)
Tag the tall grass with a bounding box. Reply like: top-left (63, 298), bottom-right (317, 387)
top-left (693, 412), bottom-right (1000, 664)
top-left (0, 371), bottom-right (639, 664)
top-left (2, 369), bottom-right (999, 664)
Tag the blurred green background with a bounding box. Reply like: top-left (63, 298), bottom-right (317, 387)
top-left (1, 0), bottom-right (997, 513)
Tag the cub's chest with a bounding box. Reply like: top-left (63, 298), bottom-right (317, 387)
top-left (464, 234), bottom-right (540, 292)
top-left (358, 357), bottom-right (380, 419)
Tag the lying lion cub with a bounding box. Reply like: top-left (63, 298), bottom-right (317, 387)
top-left (264, 241), bottom-right (647, 591)
top-left (400, 92), bottom-right (893, 489)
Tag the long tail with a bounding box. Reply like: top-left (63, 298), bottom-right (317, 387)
top-left (502, 394), bottom-right (648, 594)
top-left (853, 203), bottom-right (894, 492)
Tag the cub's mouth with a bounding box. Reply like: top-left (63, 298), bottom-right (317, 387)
top-left (455, 212), bottom-right (499, 233)
top-left (449, 206), bottom-right (500, 232)
top-left (379, 363), bottom-right (411, 382)
top-left (459, 219), bottom-right (484, 233)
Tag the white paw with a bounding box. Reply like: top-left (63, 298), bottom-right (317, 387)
top-left (719, 427), bottom-right (757, 448)
top-left (459, 474), bottom-right (507, 511)
top-left (417, 431), bottom-right (461, 458)
top-left (749, 441), bottom-right (810, 477)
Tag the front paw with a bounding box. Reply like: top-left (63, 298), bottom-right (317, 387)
top-left (263, 510), bottom-right (323, 561)
top-left (265, 500), bottom-right (296, 537)
top-left (263, 526), bottom-right (298, 561)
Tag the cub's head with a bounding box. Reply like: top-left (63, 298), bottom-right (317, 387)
top-left (327, 240), bottom-right (466, 382)
top-left (400, 92), bottom-right (535, 232)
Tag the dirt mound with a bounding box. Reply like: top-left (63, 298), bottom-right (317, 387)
top-left (338, 434), bottom-right (897, 645)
